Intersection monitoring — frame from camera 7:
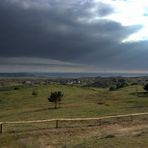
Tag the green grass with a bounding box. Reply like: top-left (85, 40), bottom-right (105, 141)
top-left (0, 84), bottom-right (148, 122)
top-left (0, 84), bottom-right (148, 147)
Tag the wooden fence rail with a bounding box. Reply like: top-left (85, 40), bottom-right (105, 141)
top-left (1, 112), bottom-right (148, 134)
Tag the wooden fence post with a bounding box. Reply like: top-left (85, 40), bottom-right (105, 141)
top-left (130, 115), bottom-right (133, 121)
top-left (56, 120), bottom-right (59, 128)
top-left (0, 123), bottom-right (2, 134)
top-left (99, 119), bottom-right (102, 126)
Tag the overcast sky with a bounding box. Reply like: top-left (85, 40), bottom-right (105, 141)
top-left (0, 0), bottom-right (148, 73)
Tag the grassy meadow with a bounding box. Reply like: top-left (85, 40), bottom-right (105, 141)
top-left (0, 84), bottom-right (148, 121)
top-left (0, 83), bottom-right (148, 147)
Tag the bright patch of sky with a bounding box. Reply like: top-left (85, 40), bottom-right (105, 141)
top-left (102, 0), bottom-right (148, 42)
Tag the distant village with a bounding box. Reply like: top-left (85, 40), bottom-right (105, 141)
top-left (0, 78), bottom-right (82, 87)
top-left (0, 76), bottom-right (148, 89)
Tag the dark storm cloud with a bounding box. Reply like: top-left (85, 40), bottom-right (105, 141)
top-left (97, 2), bottom-right (114, 16)
top-left (0, 0), bottom-right (147, 72)
top-left (81, 40), bottom-right (148, 71)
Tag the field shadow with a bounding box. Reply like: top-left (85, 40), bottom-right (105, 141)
top-left (20, 107), bottom-right (58, 114)
top-left (131, 92), bottom-right (148, 97)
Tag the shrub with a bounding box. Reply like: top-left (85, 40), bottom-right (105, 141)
top-left (109, 85), bottom-right (117, 91)
top-left (116, 81), bottom-right (128, 89)
top-left (144, 83), bottom-right (148, 91)
top-left (14, 87), bottom-right (19, 90)
top-left (32, 90), bottom-right (38, 96)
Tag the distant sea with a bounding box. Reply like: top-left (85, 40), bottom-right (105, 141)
top-left (0, 72), bottom-right (148, 78)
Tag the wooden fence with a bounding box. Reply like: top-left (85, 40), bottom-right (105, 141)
top-left (1, 112), bottom-right (148, 134)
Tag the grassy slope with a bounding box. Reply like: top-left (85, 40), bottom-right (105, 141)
top-left (0, 84), bottom-right (148, 121)
top-left (0, 84), bottom-right (148, 147)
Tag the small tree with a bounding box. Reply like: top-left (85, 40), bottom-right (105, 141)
top-left (48, 91), bottom-right (63, 109)
top-left (144, 83), bottom-right (148, 92)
